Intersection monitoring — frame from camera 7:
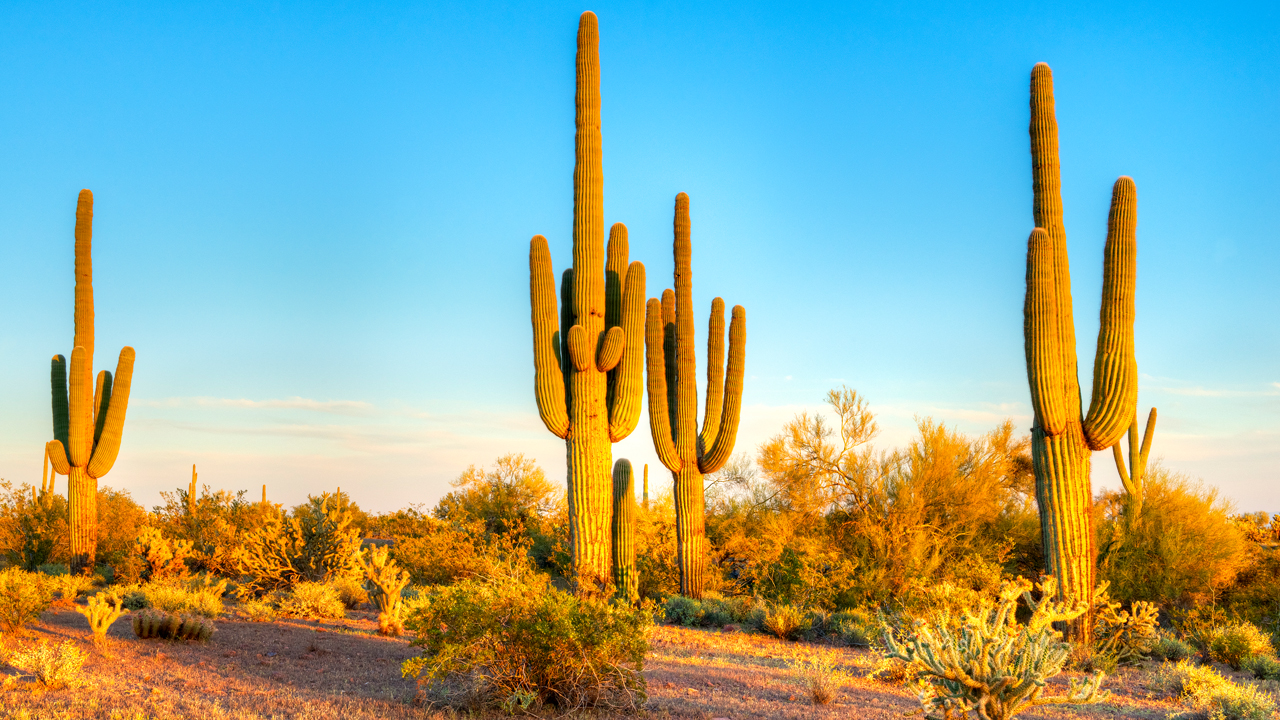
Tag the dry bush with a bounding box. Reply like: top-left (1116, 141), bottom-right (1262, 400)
top-left (1157, 659), bottom-right (1278, 720)
top-left (7, 639), bottom-right (87, 688)
top-left (0, 568), bottom-right (52, 634)
top-left (126, 575), bottom-right (227, 618)
top-left (1207, 622), bottom-right (1275, 671)
top-left (277, 580), bottom-right (346, 619)
top-left (762, 603), bottom-right (805, 640)
top-left (788, 649), bottom-right (851, 705)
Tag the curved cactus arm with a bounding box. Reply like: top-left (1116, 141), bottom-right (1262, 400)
top-left (567, 325), bottom-right (592, 371)
top-left (1112, 432), bottom-right (1134, 495)
top-left (699, 305), bottom-right (745, 474)
top-left (699, 298), bottom-right (725, 453)
top-left (46, 440), bottom-right (71, 476)
top-left (50, 354), bottom-right (70, 449)
top-left (67, 345), bottom-right (93, 466)
top-left (530, 235), bottom-right (569, 439)
top-left (609, 261), bottom-right (645, 441)
top-left (645, 298), bottom-right (682, 471)
top-left (87, 346), bottom-right (135, 479)
top-left (92, 370), bottom-right (113, 448)
top-left (1137, 406), bottom-right (1156, 477)
top-left (1083, 177), bottom-right (1138, 450)
top-left (1024, 229), bottom-right (1068, 435)
top-left (661, 288), bottom-right (678, 438)
top-left (596, 326), bottom-right (624, 371)
top-left (560, 268), bottom-right (575, 408)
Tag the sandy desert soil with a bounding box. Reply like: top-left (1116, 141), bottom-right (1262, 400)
top-left (0, 607), bottom-right (1205, 719)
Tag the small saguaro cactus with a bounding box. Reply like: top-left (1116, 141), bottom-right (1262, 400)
top-left (642, 463), bottom-right (649, 510)
top-left (361, 544), bottom-right (412, 636)
top-left (528, 11), bottom-right (646, 596)
top-left (46, 190), bottom-right (137, 574)
top-left (646, 193), bottom-right (746, 599)
top-left (187, 465), bottom-right (198, 516)
top-left (611, 459), bottom-right (638, 603)
top-left (1024, 63), bottom-right (1138, 640)
top-left (1112, 408), bottom-right (1156, 520)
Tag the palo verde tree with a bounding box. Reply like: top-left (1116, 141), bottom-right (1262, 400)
top-left (46, 190), bottom-right (137, 574)
top-left (528, 11), bottom-right (646, 595)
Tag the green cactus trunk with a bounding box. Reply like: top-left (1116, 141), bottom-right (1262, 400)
top-left (46, 190), bottom-right (137, 574)
top-left (528, 12), bottom-right (646, 597)
top-left (612, 459), bottom-right (638, 603)
top-left (1025, 63), bottom-right (1139, 641)
top-left (645, 193), bottom-right (746, 599)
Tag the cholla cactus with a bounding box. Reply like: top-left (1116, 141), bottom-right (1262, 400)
top-left (1094, 596), bottom-right (1160, 665)
top-left (881, 577), bottom-right (1107, 720)
top-left (136, 527), bottom-right (193, 580)
top-left (236, 492), bottom-right (361, 594)
top-left (77, 591), bottom-right (124, 648)
top-left (360, 544), bottom-right (411, 636)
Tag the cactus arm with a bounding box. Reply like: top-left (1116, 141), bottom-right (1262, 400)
top-left (1138, 407), bottom-right (1156, 478)
top-left (604, 223), bottom-right (628, 330)
top-left (596, 326), bottom-right (624, 371)
top-left (1082, 178), bottom-right (1138, 450)
top-left (661, 288), bottom-right (678, 439)
top-left (87, 346), bottom-right (135, 479)
top-left (571, 12), bottom-right (603, 341)
top-left (560, 268), bottom-right (575, 409)
top-left (699, 304), bottom-right (745, 474)
top-left (699, 297), bottom-right (726, 453)
top-left (645, 298), bottom-right (682, 471)
top-left (46, 440), bottom-right (71, 476)
top-left (1112, 420), bottom-right (1136, 496)
top-left (567, 325), bottom-right (592, 371)
top-left (608, 261), bottom-right (645, 441)
top-left (50, 354), bottom-right (70, 450)
top-left (672, 193), bottom-right (699, 461)
top-left (74, 190), bottom-right (95, 373)
top-left (92, 370), bottom-right (112, 448)
top-left (1024, 229), bottom-right (1068, 435)
top-left (67, 345), bottom-right (93, 466)
top-left (530, 235), bottom-right (569, 439)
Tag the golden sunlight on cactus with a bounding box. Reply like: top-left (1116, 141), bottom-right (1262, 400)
top-left (611, 459), bottom-right (638, 603)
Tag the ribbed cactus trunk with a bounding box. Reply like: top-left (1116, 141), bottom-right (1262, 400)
top-left (646, 193), bottom-right (746, 599)
top-left (1024, 63), bottom-right (1139, 641)
top-left (612, 459), bottom-right (638, 603)
top-left (528, 12), bottom-right (646, 597)
top-left (47, 190), bottom-right (137, 574)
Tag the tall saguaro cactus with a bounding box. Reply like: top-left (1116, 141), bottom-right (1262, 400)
top-left (46, 189), bottom-right (137, 574)
top-left (646, 192), bottom-right (745, 599)
top-left (529, 11), bottom-right (646, 595)
top-left (612, 459), bottom-right (638, 603)
top-left (1024, 63), bottom-right (1138, 639)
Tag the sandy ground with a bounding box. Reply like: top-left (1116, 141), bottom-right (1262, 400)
top-left (0, 608), bottom-right (1205, 719)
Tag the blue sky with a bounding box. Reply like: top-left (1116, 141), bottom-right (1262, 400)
top-left (0, 1), bottom-right (1275, 511)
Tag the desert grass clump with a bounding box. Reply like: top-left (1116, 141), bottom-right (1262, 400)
top-left (882, 577), bottom-right (1106, 720)
top-left (788, 649), bottom-right (851, 705)
top-left (7, 639), bottom-right (88, 688)
top-left (76, 591), bottom-right (124, 648)
top-left (131, 609), bottom-right (214, 642)
top-left (0, 568), bottom-right (53, 634)
top-left (1157, 659), bottom-right (1278, 720)
top-left (763, 603), bottom-right (806, 640)
top-left (235, 597), bottom-right (277, 622)
top-left (1207, 622), bottom-right (1275, 671)
top-left (276, 580), bottom-right (346, 620)
top-left (360, 545), bottom-right (411, 636)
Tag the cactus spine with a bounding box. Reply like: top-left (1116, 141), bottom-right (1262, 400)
top-left (1112, 408), bottom-right (1156, 520)
top-left (645, 193), bottom-right (746, 599)
top-left (529, 12), bottom-right (646, 595)
top-left (46, 190), bottom-right (137, 574)
top-left (1025, 63), bottom-right (1138, 639)
top-left (611, 459), bottom-right (638, 603)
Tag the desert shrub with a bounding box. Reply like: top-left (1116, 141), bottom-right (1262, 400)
top-left (663, 595), bottom-right (704, 626)
top-left (699, 595), bottom-right (736, 626)
top-left (829, 608), bottom-right (878, 646)
top-left (360, 545), bottom-right (411, 636)
top-left (1207, 622), bottom-right (1275, 670)
top-left (133, 576), bottom-right (227, 618)
top-left (1150, 633), bottom-right (1196, 662)
top-left (48, 573), bottom-right (96, 605)
top-left (1243, 655), bottom-right (1280, 681)
top-left (763, 603), bottom-right (806, 640)
top-left (788, 649), bottom-right (851, 705)
top-left (7, 639), bottom-right (87, 688)
top-left (131, 609), bottom-right (215, 642)
top-left (1098, 467), bottom-right (1249, 607)
top-left (1094, 598), bottom-right (1160, 664)
top-left (236, 493), bottom-right (362, 595)
top-left (1157, 659), bottom-right (1277, 720)
top-left (154, 482), bottom-right (279, 576)
top-left (634, 493), bottom-right (682, 601)
top-left (135, 527), bottom-right (192, 581)
top-left (36, 563), bottom-right (68, 576)
top-left (331, 574), bottom-right (368, 609)
top-left (77, 591), bottom-right (125, 647)
top-left (0, 482), bottom-right (69, 570)
top-left (881, 577), bottom-right (1105, 720)
top-left (0, 568), bottom-right (53, 634)
top-left (236, 597), bottom-right (278, 622)
top-left (277, 580), bottom-right (346, 619)
top-left (403, 569), bottom-right (650, 712)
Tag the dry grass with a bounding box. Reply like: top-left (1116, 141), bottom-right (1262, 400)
top-left (0, 609), bottom-right (1231, 719)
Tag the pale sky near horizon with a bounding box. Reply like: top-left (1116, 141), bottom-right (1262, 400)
top-left (0, 1), bottom-right (1275, 513)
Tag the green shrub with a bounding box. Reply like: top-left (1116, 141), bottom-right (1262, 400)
top-left (36, 563), bottom-right (68, 576)
top-left (277, 581), bottom-right (346, 619)
top-left (763, 603), bottom-right (806, 640)
top-left (1207, 622), bottom-right (1275, 670)
top-left (403, 570), bottom-right (650, 712)
top-left (7, 639), bottom-right (87, 688)
top-left (1243, 655), bottom-right (1280, 681)
top-left (331, 573), bottom-right (367, 609)
top-left (1157, 659), bottom-right (1277, 720)
top-left (0, 568), bottom-right (52, 634)
top-left (663, 595), bottom-right (703, 626)
top-left (1150, 632), bottom-right (1196, 662)
top-left (881, 577), bottom-right (1105, 720)
top-left (829, 608), bottom-right (878, 646)
top-left (700, 596), bottom-right (734, 626)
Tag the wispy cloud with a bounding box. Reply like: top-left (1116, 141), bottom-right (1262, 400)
top-left (1146, 385), bottom-right (1280, 398)
top-left (140, 396), bottom-right (374, 415)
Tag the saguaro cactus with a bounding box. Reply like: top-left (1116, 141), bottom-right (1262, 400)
top-left (1024, 63), bottom-right (1138, 639)
top-left (1112, 408), bottom-right (1156, 520)
top-left (46, 190), bottom-right (137, 574)
top-left (529, 11), bottom-right (646, 595)
top-left (612, 459), bottom-right (638, 603)
top-left (646, 192), bottom-right (745, 599)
